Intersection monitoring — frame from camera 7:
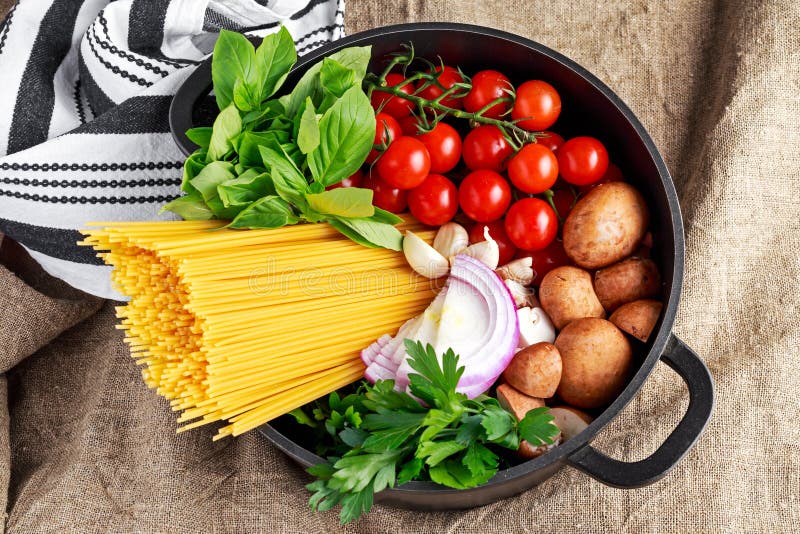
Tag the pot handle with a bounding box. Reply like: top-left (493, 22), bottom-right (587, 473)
top-left (566, 334), bottom-right (714, 488)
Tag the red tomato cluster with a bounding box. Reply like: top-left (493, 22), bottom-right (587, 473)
top-left (344, 66), bottom-right (623, 277)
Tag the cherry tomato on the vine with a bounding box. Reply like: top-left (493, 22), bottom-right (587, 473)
top-left (398, 115), bottom-right (423, 136)
top-left (375, 136), bottom-right (431, 190)
top-left (462, 125), bottom-right (513, 172)
top-left (468, 220), bottom-right (517, 265)
top-left (463, 70), bottom-right (512, 119)
top-left (578, 162), bottom-right (623, 194)
top-left (363, 172), bottom-right (408, 213)
top-left (415, 122), bottom-right (462, 174)
top-left (407, 174), bottom-right (458, 226)
top-left (416, 66), bottom-right (464, 109)
top-left (516, 239), bottom-right (571, 285)
top-left (504, 198), bottom-right (558, 251)
top-left (370, 73), bottom-right (415, 118)
top-left (366, 112), bottom-right (402, 164)
top-left (512, 80), bottom-right (561, 131)
top-left (538, 131), bottom-right (565, 153)
top-left (458, 169), bottom-right (512, 223)
top-left (557, 136), bottom-right (609, 186)
top-left (507, 143), bottom-right (559, 194)
top-left (326, 168), bottom-right (363, 190)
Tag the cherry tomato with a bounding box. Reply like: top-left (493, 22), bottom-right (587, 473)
top-left (463, 70), bottom-right (512, 119)
top-left (375, 136), bottom-right (431, 190)
top-left (415, 122), bottom-right (462, 174)
top-left (416, 66), bottom-right (464, 109)
top-left (370, 73), bottom-right (414, 118)
top-left (398, 115), bottom-right (423, 136)
top-left (507, 143), bottom-right (559, 194)
top-left (363, 172), bottom-right (408, 213)
top-left (326, 168), bottom-right (363, 190)
top-left (468, 220), bottom-right (517, 265)
top-left (512, 80), bottom-right (561, 131)
top-left (458, 169), bottom-right (512, 223)
top-left (557, 136), bottom-right (609, 186)
top-left (578, 162), bottom-right (623, 194)
top-left (516, 239), bottom-right (571, 285)
top-left (551, 186), bottom-right (577, 220)
top-left (407, 174), bottom-right (458, 226)
top-left (462, 125), bottom-right (513, 172)
top-left (538, 131), bottom-right (565, 153)
top-left (504, 198), bottom-right (558, 251)
top-left (366, 112), bottom-right (402, 164)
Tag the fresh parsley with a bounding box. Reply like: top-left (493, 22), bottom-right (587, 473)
top-left (163, 27), bottom-right (403, 250)
top-left (294, 340), bottom-right (560, 524)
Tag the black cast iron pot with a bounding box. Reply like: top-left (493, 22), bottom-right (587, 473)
top-left (170, 23), bottom-right (714, 510)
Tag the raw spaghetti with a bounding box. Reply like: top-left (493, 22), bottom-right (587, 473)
top-left (79, 219), bottom-right (438, 440)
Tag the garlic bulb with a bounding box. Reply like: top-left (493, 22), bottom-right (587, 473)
top-left (403, 230), bottom-right (450, 279)
top-left (504, 279), bottom-right (539, 309)
top-left (516, 306), bottom-right (556, 348)
top-left (496, 257), bottom-right (534, 285)
top-left (433, 222), bottom-right (469, 259)
top-left (459, 226), bottom-right (499, 269)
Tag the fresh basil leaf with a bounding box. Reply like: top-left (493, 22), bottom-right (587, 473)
top-left (254, 26), bottom-right (297, 99)
top-left (281, 142), bottom-right (305, 170)
top-left (211, 30), bottom-right (256, 110)
top-left (207, 104), bottom-right (242, 162)
top-left (370, 207), bottom-right (404, 225)
top-left (320, 58), bottom-right (357, 98)
top-left (297, 97), bottom-right (321, 154)
top-left (308, 86), bottom-right (375, 186)
top-left (329, 216), bottom-right (403, 251)
top-left (241, 99), bottom-right (285, 128)
top-left (189, 161), bottom-right (240, 218)
top-left (161, 192), bottom-right (214, 220)
top-left (228, 195), bottom-right (298, 229)
top-left (325, 217), bottom-right (379, 248)
top-left (181, 149), bottom-right (207, 194)
top-left (306, 187), bottom-right (374, 218)
top-left (280, 45), bottom-right (372, 118)
top-left (185, 127), bottom-right (213, 149)
top-left (235, 131), bottom-right (283, 168)
top-left (308, 181), bottom-right (325, 194)
top-left (233, 77), bottom-right (260, 112)
top-left (218, 168), bottom-right (276, 207)
top-left (259, 146), bottom-right (309, 208)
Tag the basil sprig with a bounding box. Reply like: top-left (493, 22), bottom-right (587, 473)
top-left (163, 27), bottom-right (402, 250)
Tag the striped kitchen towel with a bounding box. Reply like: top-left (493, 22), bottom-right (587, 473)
top-left (0, 0), bottom-right (344, 299)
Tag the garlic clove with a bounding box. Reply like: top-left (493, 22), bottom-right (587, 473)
top-left (496, 257), bottom-right (534, 285)
top-left (433, 222), bottom-right (469, 259)
top-left (403, 230), bottom-right (450, 279)
top-left (517, 306), bottom-right (556, 348)
top-left (504, 279), bottom-right (539, 309)
top-left (458, 227), bottom-right (500, 269)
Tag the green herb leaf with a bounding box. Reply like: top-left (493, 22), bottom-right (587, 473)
top-left (308, 86), bottom-right (375, 186)
top-left (258, 146), bottom-right (309, 208)
top-left (306, 187), bottom-right (375, 218)
top-left (518, 407), bottom-right (560, 446)
top-left (254, 26), bottom-right (297, 99)
top-left (416, 440), bottom-right (467, 467)
top-left (161, 192), bottom-right (214, 220)
top-left (207, 104), bottom-right (242, 162)
top-left (479, 404), bottom-right (515, 442)
top-left (235, 130), bottom-right (285, 169)
top-left (329, 216), bottom-right (403, 251)
top-left (185, 127), bottom-right (213, 148)
top-left (211, 30), bottom-right (256, 110)
top-left (320, 57), bottom-right (357, 98)
top-left (370, 207), bottom-right (404, 225)
top-left (217, 168), bottom-right (276, 207)
top-left (228, 195), bottom-right (297, 229)
top-left (325, 217), bottom-right (380, 248)
top-left (296, 97), bottom-right (320, 154)
top-left (461, 442), bottom-right (498, 478)
top-left (181, 149), bottom-right (207, 194)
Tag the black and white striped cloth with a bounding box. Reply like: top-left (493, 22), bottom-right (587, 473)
top-left (0, 0), bottom-right (344, 299)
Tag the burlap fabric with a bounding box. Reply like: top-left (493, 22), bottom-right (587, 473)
top-left (2, 0), bottom-right (799, 531)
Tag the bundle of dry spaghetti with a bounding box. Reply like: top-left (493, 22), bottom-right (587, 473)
top-left (79, 219), bottom-right (436, 440)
